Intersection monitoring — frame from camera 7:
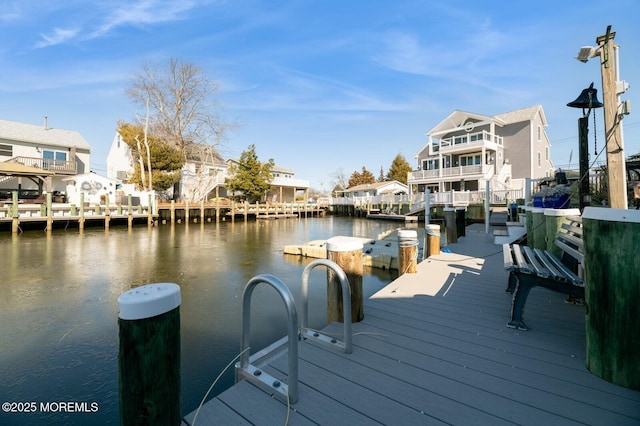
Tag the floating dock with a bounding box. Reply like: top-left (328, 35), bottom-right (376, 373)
top-left (182, 223), bottom-right (640, 425)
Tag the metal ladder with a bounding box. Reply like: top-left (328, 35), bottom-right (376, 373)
top-left (300, 259), bottom-right (353, 354)
top-left (235, 274), bottom-right (299, 404)
top-left (235, 261), bottom-right (353, 405)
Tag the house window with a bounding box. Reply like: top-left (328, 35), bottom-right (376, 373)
top-left (422, 159), bottom-right (439, 170)
top-left (42, 150), bottom-right (67, 169)
top-left (537, 126), bottom-right (541, 141)
top-left (537, 151), bottom-right (541, 167)
top-left (460, 154), bottom-right (481, 166)
top-left (545, 147), bottom-right (549, 161)
top-left (454, 136), bottom-right (467, 145)
top-left (0, 144), bottom-right (12, 157)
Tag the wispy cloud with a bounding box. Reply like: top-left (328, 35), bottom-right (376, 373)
top-left (32, 0), bottom-right (208, 48)
top-left (35, 27), bottom-right (80, 48)
top-left (89, 0), bottom-right (200, 39)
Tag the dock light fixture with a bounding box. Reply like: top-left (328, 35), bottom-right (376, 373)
top-left (567, 83), bottom-right (603, 211)
top-left (575, 46), bottom-right (600, 63)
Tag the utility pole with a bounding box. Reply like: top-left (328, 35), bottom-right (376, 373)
top-left (597, 26), bottom-right (628, 208)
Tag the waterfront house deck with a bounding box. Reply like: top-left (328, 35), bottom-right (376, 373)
top-left (183, 224), bottom-right (640, 425)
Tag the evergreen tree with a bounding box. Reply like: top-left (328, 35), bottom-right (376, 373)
top-left (386, 154), bottom-right (413, 185)
top-left (377, 166), bottom-right (386, 182)
top-left (348, 166), bottom-right (376, 188)
top-left (225, 144), bottom-right (275, 202)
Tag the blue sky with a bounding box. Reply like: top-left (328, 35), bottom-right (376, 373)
top-left (1, 0), bottom-right (639, 191)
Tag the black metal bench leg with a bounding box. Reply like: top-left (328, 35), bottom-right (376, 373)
top-left (506, 272), bottom-right (518, 294)
top-left (507, 275), bottom-right (535, 331)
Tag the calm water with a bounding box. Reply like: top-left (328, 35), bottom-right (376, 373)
top-left (0, 217), bottom-right (401, 425)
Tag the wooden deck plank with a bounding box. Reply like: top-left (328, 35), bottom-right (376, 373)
top-left (270, 353), bottom-right (440, 425)
top-left (323, 321), bottom-right (639, 424)
top-left (182, 396), bottom-right (252, 426)
top-left (182, 224), bottom-right (640, 425)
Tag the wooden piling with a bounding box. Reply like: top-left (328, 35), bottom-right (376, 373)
top-left (118, 283), bottom-right (181, 426)
top-left (531, 208), bottom-right (546, 250)
top-left (326, 236), bottom-right (363, 323)
top-left (444, 207), bottom-right (457, 244)
top-left (398, 229), bottom-right (418, 274)
top-left (105, 194), bottom-right (110, 230)
top-left (583, 207), bottom-right (640, 391)
top-left (544, 208), bottom-right (580, 256)
top-left (11, 191), bottom-right (19, 234)
top-left (426, 224), bottom-right (441, 257)
top-left (46, 192), bottom-right (53, 233)
top-left (79, 193), bottom-right (85, 230)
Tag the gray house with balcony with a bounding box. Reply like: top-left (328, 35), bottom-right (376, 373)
top-left (409, 105), bottom-right (554, 197)
top-left (0, 118), bottom-right (91, 198)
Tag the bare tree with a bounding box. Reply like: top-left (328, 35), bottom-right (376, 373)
top-left (125, 58), bottom-right (236, 199)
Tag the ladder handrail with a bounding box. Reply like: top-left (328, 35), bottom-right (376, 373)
top-left (301, 259), bottom-right (353, 354)
top-left (237, 274), bottom-right (298, 404)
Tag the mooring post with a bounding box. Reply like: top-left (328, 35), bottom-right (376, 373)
top-left (127, 195), bottom-right (133, 227)
top-left (105, 194), bottom-right (110, 230)
top-left (46, 192), bottom-right (53, 233)
top-left (583, 207), bottom-right (640, 390)
top-left (398, 229), bottom-right (418, 274)
top-left (79, 193), bottom-right (85, 230)
top-left (147, 194), bottom-right (153, 226)
top-left (426, 224), bottom-right (441, 258)
top-left (444, 207), bottom-right (457, 244)
top-left (118, 283), bottom-right (181, 426)
top-left (11, 190), bottom-right (19, 234)
top-left (326, 236), bottom-right (363, 323)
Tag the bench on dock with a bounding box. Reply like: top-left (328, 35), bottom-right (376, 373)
top-left (502, 216), bottom-right (584, 331)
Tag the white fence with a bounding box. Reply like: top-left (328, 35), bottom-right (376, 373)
top-left (330, 188), bottom-right (524, 209)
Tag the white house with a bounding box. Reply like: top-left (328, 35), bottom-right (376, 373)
top-left (63, 172), bottom-right (120, 206)
top-left (107, 131), bottom-right (311, 203)
top-left (106, 132), bottom-right (133, 181)
top-left (0, 118), bottom-right (91, 197)
top-left (409, 105), bottom-right (554, 196)
top-left (342, 181), bottom-right (409, 198)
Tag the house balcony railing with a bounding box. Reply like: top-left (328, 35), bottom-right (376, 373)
top-left (7, 156), bottom-right (77, 175)
top-left (409, 164), bottom-right (491, 182)
top-left (430, 130), bottom-right (503, 154)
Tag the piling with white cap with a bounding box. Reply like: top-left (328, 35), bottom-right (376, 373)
top-left (398, 229), bottom-right (418, 274)
top-left (118, 283), bottom-right (181, 426)
top-left (326, 236), bottom-right (364, 323)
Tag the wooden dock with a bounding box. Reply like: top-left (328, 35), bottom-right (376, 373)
top-left (182, 224), bottom-right (640, 425)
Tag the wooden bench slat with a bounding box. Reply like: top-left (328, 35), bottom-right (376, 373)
top-left (544, 251), bottom-right (583, 286)
top-left (522, 246), bottom-right (550, 278)
top-left (511, 244), bottom-right (532, 274)
top-left (532, 248), bottom-right (567, 282)
top-left (502, 244), bottom-right (515, 271)
top-left (554, 237), bottom-right (584, 264)
top-left (560, 222), bottom-right (583, 237)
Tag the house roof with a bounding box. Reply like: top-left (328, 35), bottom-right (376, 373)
top-left (417, 104), bottom-right (547, 158)
top-left (494, 104), bottom-right (546, 126)
top-left (0, 119), bottom-right (91, 150)
top-left (344, 180), bottom-right (408, 193)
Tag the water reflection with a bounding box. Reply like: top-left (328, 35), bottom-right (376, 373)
top-left (0, 217), bottom-right (399, 425)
